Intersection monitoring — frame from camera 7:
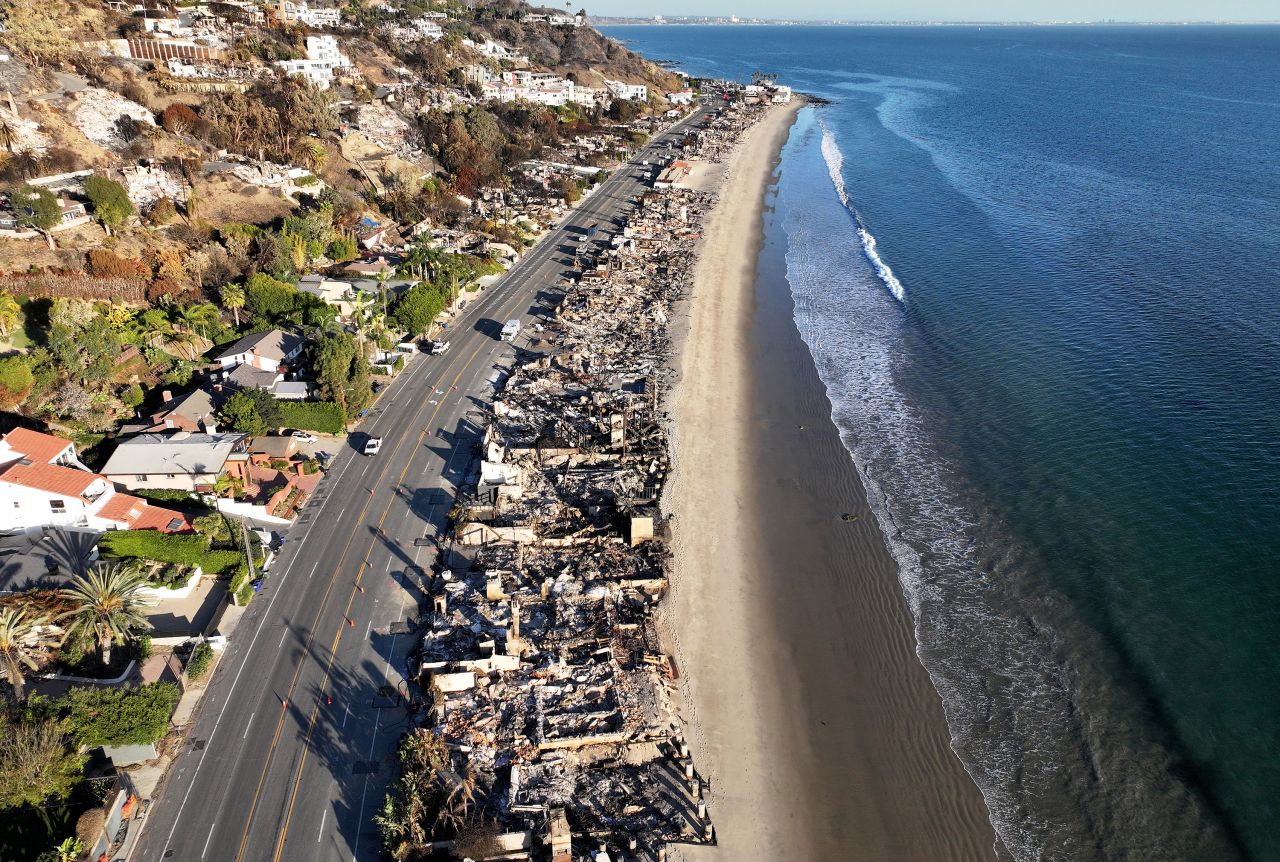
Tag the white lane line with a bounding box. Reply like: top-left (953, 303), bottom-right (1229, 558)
top-left (202, 823), bottom-right (216, 858)
top-left (157, 543), bottom-right (299, 855)
top-left (342, 704), bottom-right (351, 729)
top-left (242, 713), bottom-right (254, 739)
top-left (351, 776), bottom-right (370, 862)
top-left (277, 629), bottom-right (288, 648)
top-left (317, 809), bottom-right (326, 842)
top-left (363, 620), bottom-right (372, 639)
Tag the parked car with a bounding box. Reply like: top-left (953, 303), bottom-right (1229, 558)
top-left (427, 340), bottom-right (451, 355)
top-left (363, 436), bottom-right (383, 456)
top-left (290, 431), bottom-right (318, 444)
top-left (501, 319), bottom-right (521, 342)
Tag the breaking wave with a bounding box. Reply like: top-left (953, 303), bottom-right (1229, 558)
top-left (819, 118), bottom-right (907, 303)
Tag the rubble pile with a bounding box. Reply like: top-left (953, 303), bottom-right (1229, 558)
top-left (411, 99), bottom-right (772, 861)
top-left (66, 88), bottom-right (156, 148)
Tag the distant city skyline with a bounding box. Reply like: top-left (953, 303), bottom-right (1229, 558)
top-left (583, 1), bottom-right (1280, 22)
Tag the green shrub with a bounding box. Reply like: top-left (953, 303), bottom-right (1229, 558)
top-left (64, 683), bottom-right (181, 747)
top-left (235, 581), bottom-right (255, 606)
top-left (185, 642), bottom-right (214, 681)
top-left (133, 488), bottom-right (212, 509)
top-left (0, 355), bottom-right (33, 406)
top-left (99, 531), bottom-right (210, 567)
top-left (278, 401), bottom-right (344, 434)
top-left (192, 513), bottom-right (230, 542)
top-left (99, 530), bottom-right (242, 577)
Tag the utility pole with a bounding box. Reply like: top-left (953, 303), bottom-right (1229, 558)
top-left (239, 520), bottom-right (258, 603)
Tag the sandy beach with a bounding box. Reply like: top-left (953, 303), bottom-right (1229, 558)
top-left (662, 101), bottom-right (1001, 861)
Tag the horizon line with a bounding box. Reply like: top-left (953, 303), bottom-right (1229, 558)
top-left (593, 16), bottom-right (1280, 25)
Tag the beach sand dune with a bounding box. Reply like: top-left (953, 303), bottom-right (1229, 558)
top-left (662, 101), bottom-right (1001, 861)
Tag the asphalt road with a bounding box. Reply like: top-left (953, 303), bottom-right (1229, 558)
top-left (133, 104), bottom-right (711, 862)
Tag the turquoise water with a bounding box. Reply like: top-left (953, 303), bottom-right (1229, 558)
top-left (605, 24), bottom-right (1280, 861)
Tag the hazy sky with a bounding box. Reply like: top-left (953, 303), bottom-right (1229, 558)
top-left (584, 0), bottom-right (1279, 20)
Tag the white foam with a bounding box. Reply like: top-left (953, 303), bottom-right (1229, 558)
top-left (778, 114), bottom-right (1094, 862)
top-left (819, 118), bottom-right (907, 304)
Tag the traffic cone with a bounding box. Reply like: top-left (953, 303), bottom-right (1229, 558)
top-left (347, 617), bottom-right (355, 627)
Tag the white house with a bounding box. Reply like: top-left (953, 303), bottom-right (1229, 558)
top-left (605, 80), bottom-right (648, 101)
top-left (215, 329), bottom-right (305, 373)
top-left (667, 89), bottom-right (694, 105)
top-left (275, 35), bottom-right (352, 89)
top-left (0, 429), bottom-right (191, 533)
top-left (276, 0), bottom-right (341, 27)
top-left (412, 19), bottom-right (443, 39)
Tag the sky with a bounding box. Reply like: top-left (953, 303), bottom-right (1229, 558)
top-left (583, 0), bottom-right (1280, 21)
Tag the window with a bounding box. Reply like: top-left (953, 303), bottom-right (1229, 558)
top-left (136, 475), bottom-right (147, 482)
top-left (49, 499), bottom-right (66, 514)
top-left (12, 501), bottom-right (18, 508)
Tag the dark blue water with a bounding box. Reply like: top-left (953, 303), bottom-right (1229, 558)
top-left (605, 24), bottom-right (1280, 861)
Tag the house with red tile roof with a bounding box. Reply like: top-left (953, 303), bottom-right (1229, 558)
top-left (0, 429), bottom-right (191, 534)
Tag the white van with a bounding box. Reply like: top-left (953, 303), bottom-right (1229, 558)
top-left (500, 320), bottom-right (521, 342)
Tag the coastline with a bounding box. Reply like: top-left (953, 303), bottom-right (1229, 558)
top-left (663, 101), bottom-right (1001, 859)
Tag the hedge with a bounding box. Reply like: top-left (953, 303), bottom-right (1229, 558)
top-left (133, 488), bottom-right (211, 509)
top-left (98, 531), bottom-right (210, 566)
top-left (185, 642), bottom-right (214, 681)
top-left (278, 401), bottom-right (344, 434)
top-left (98, 531), bottom-right (243, 577)
top-left (65, 682), bottom-right (181, 747)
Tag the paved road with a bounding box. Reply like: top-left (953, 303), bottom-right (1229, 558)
top-left (133, 105), bottom-right (711, 862)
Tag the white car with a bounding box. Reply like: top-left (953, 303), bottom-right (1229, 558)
top-left (363, 436), bottom-right (383, 456)
top-left (428, 340), bottom-right (451, 355)
top-left (290, 431), bottom-right (318, 444)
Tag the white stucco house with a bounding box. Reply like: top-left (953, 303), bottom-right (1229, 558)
top-left (0, 428), bottom-right (191, 533)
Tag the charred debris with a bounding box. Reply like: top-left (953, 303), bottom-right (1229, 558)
top-left (398, 98), bottom-right (771, 862)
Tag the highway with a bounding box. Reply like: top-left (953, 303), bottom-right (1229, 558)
top-left (132, 104), bottom-right (709, 862)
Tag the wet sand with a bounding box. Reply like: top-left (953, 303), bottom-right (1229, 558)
top-left (662, 101), bottom-right (1001, 861)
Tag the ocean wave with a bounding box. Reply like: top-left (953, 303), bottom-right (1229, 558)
top-left (780, 109), bottom-right (1243, 862)
top-left (818, 118), bottom-right (907, 303)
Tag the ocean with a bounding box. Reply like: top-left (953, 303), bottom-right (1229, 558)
top-left (603, 24), bottom-right (1280, 861)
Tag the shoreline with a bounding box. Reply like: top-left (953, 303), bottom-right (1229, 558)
top-left (663, 101), bottom-right (1000, 859)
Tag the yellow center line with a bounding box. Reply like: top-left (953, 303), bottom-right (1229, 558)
top-left (263, 282), bottom-right (541, 861)
top-left (230, 349), bottom-right (469, 862)
top-left (241, 117), bottom-right (673, 857)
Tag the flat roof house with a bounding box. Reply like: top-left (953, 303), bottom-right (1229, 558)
top-left (101, 432), bottom-right (248, 492)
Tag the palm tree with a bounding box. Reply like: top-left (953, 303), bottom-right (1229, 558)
top-left (0, 290), bottom-right (21, 339)
top-left (220, 282), bottom-right (245, 327)
top-left (294, 139), bottom-right (327, 171)
top-left (0, 607), bottom-right (53, 699)
top-left (57, 564), bottom-right (152, 667)
top-left (133, 308), bottom-right (174, 348)
top-left (172, 302), bottom-right (220, 339)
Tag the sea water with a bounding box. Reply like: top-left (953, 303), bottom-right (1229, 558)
top-left (603, 24), bottom-right (1280, 861)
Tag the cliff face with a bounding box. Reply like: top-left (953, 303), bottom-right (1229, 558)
top-left (476, 16), bottom-right (683, 94)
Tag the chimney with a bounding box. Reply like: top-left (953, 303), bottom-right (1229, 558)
top-left (162, 390), bottom-right (173, 403)
top-left (204, 419), bottom-right (217, 435)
